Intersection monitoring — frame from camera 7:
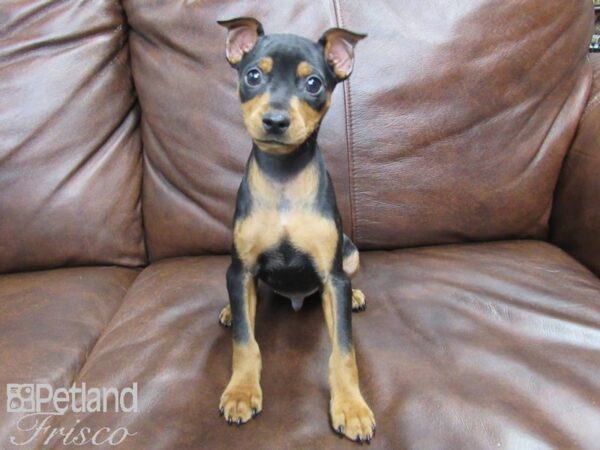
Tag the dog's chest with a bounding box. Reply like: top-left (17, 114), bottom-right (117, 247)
top-left (234, 161), bottom-right (338, 274)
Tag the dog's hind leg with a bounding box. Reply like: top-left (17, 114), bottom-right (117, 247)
top-left (342, 234), bottom-right (366, 311)
top-left (342, 234), bottom-right (359, 277)
top-left (219, 304), bottom-right (232, 327)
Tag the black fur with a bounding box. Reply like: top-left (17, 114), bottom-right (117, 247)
top-left (226, 255), bottom-right (251, 343)
top-left (228, 29), bottom-right (354, 352)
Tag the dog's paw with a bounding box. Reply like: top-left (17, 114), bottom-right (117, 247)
top-left (330, 393), bottom-right (375, 443)
top-left (219, 382), bottom-right (262, 426)
top-left (351, 289), bottom-right (366, 312)
top-left (219, 304), bottom-right (232, 327)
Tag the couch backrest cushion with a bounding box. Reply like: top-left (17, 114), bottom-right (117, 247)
top-left (125, 0), bottom-right (593, 259)
top-left (337, 1), bottom-right (593, 249)
top-left (0, 0), bottom-right (146, 273)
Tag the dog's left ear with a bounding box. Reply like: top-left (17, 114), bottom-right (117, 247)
top-left (319, 28), bottom-right (366, 81)
top-left (217, 17), bottom-right (265, 66)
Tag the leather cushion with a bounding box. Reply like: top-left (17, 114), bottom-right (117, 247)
top-left (0, 266), bottom-right (139, 446)
top-left (41, 241), bottom-right (600, 449)
top-left (124, 0), bottom-right (593, 258)
top-left (0, 0), bottom-right (146, 273)
top-left (337, 1), bottom-right (593, 249)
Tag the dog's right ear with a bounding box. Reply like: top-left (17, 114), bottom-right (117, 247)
top-left (217, 17), bottom-right (264, 67)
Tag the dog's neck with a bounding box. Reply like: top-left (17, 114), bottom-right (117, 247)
top-left (251, 133), bottom-right (319, 183)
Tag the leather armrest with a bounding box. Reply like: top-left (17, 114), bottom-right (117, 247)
top-left (551, 54), bottom-right (600, 277)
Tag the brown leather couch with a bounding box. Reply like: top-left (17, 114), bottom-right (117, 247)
top-left (1, 1), bottom-right (599, 449)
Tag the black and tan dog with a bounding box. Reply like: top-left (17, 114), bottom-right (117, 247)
top-left (217, 17), bottom-right (375, 443)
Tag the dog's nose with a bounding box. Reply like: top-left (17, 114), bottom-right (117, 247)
top-left (262, 111), bottom-right (290, 135)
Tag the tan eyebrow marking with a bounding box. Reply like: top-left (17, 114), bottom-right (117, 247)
top-left (297, 61), bottom-right (313, 77)
top-left (258, 57), bottom-right (273, 74)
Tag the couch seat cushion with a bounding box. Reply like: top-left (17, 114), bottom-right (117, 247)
top-left (40, 241), bottom-right (600, 450)
top-left (0, 267), bottom-right (139, 447)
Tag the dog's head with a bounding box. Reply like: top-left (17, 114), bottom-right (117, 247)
top-left (218, 17), bottom-right (365, 155)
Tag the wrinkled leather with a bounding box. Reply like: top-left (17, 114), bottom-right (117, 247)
top-left (551, 54), bottom-right (600, 276)
top-left (124, 0), bottom-right (592, 259)
top-left (0, 266), bottom-right (139, 446)
top-left (0, 0), bottom-right (146, 273)
top-left (40, 242), bottom-right (600, 450)
top-left (338, 0), bottom-right (593, 249)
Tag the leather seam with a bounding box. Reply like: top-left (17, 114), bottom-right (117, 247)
top-left (121, 0), bottom-right (150, 266)
top-left (549, 62), bottom-right (593, 241)
top-left (579, 92), bottom-right (600, 121)
top-left (580, 54), bottom-right (600, 120)
top-left (332, 0), bottom-right (357, 242)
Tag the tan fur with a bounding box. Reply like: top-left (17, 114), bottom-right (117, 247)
top-left (351, 289), bottom-right (366, 311)
top-left (288, 214), bottom-right (337, 276)
top-left (242, 93), bottom-right (331, 154)
top-left (241, 93), bottom-right (271, 142)
top-left (258, 56), bottom-right (273, 74)
top-left (228, 54), bottom-right (243, 65)
top-left (241, 92), bottom-right (297, 155)
top-left (343, 250), bottom-right (360, 278)
top-left (234, 160), bottom-right (337, 275)
top-left (219, 340), bottom-right (262, 423)
top-left (286, 95), bottom-right (331, 146)
top-left (322, 281), bottom-right (375, 441)
top-left (296, 61), bottom-right (313, 77)
top-left (244, 271), bottom-right (258, 329)
top-left (219, 304), bottom-right (232, 326)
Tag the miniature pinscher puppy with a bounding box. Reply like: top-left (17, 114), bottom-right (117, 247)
top-left (217, 17), bottom-right (374, 443)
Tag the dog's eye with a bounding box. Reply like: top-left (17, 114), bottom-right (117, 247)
top-left (245, 68), bottom-right (263, 87)
top-left (305, 76), bottom-right (322, 95)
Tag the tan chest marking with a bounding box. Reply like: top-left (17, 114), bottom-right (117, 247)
top-left (234, 160), bottom-right (338, 275)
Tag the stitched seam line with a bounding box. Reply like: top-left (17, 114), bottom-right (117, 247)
top-left (579, 54), bottom-right (600, 120)
top-left (121, 0), bottom-right (150, 265)
top-left (580, 93), bottom-right (600, 120)
top-left (332, 0), bottom-right (357, 242)
top-left (549, 62), bottom-right (593, 241)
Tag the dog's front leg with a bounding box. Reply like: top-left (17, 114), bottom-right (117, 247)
top-left (220, 259), bottom-right (262, 425)
top-left (322, 272), bottom-right (375, 443)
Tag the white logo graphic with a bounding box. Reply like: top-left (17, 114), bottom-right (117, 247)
top-left (7, 384), bottom-right (35, 413)
top-left (6, 383), bottom-right (138, 447)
